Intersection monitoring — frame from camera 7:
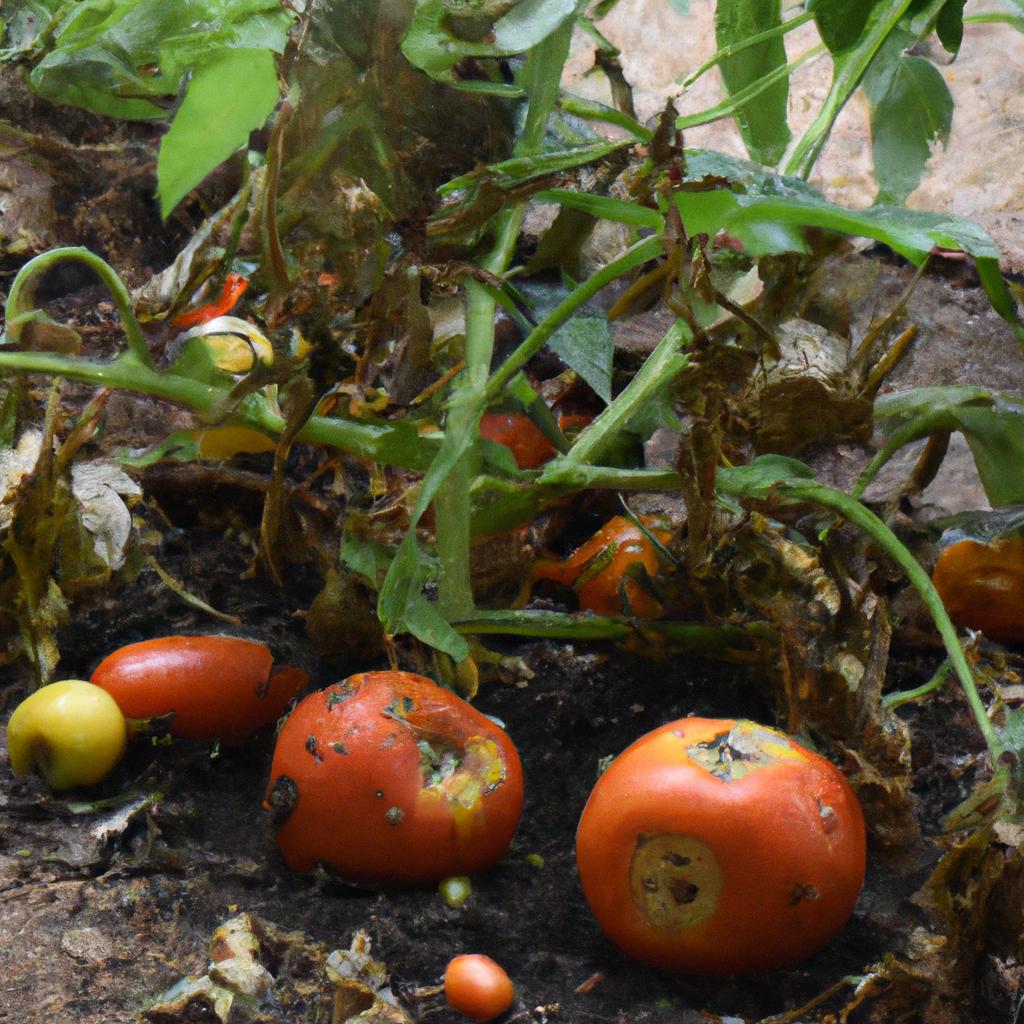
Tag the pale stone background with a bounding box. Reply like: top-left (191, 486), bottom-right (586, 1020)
top-left (566, 0), bottom-right (1024, 272)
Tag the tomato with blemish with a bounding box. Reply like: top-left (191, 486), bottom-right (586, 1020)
top-left (532, 515), bottom-right (672, 617)
top-left (932, 534), bottom-right (1024, 642)
top-left (265, 671), bottom-right (523, 885)
top-left (576, 717), bottom-right (866, 974)
top-left (91, 636), bottom-right (307, 745)
top-left (444, 954), bottom-right (515, 1022)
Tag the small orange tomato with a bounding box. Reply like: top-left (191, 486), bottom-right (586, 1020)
top-left (532, 515), bottom-right (672, 617)
top-left (266, 671), bottom-right (523, 885)
top-left (932, 535), bottom-right (1024, 642)
top-left (91, 636), bottom-right (307, 745)
top-left (479, 412), bottom-right (556, 470)
top-left (444, 954), bottom-right (515, 1022)
top-left (576, 718), bottom-right (866, 974)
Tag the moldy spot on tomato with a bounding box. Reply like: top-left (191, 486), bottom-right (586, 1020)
top-left (385, 807), bottom-right (405, 826)
top-left (629, 834), bottom-right (724, 930)
top-left (331, 741), bottom-right (348, 756)
top-left (264, 776), bottom-right (298, 827)
top-left (305, 735), bottom-right (322, 764)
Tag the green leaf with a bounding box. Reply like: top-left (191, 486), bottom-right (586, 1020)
top-left (863, 36), bottom-right (953, 204)
top-left (339, 531), bottom-right (394, 588)
top-left (547, 315), bottom-right (613, 404)
top-left (400, 0), bottom-right (582, 81)
top-left (157, 48), bottom-right (280, 219)
top-left (936, 0), bottom-right (966, 53)
top-left (716, 454), bottom-right (816, 499)
top-left (807, 0), bottom-right (879, 52)
top-left (714, 0), bottom-right (791, 164)
top-left (534, 189), bottom-right (664, 228)
top-left (27, 0), bottom-right (292, 120)
top-left (868, 388), bottom-right (1024, 507)
top-left (0, 0), bottom-right (66, 57)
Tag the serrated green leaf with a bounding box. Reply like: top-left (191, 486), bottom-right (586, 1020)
top-left (863, 36), bottom-right (953, 204)
top-left (548, 315), bottom-right (613, 404)
top-left (714, 0), bottom-right (791, 164)
top-left (157, 48), bottom-right (280, 219)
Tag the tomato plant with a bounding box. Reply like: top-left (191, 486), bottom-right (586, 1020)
top-left (532, 515), bottom-right (672, 617)
top-left (91, 636), bottom-right (307, 745)
top-left (932, 535), bottom-right (1024, 642)
top-left (576, 717), bottom-right (866, 974)
top-left (6, 680), bottom-right (127, 790)
top-left (265, 671), bottom-right (523, 885)
top-left (444, 954), bottom-right (515, 1023)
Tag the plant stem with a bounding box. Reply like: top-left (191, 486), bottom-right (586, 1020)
top-left (556, 319), bottom-right (691, 467)
top-left (720, 473), bottom-right (1006, 764)
top-left (454, 608), bottom-right (771, 659)
top-left (883, 660), bottom-right (951, 710)
top-left (434, 20), bottom-right (575, 621)
top-left (4, 247), bottom-right (154, 368)
top-left (484, 234), bottom-right (663, 401)
top-left (0, 349), bottom-right (440, 469)
top-left (784, 0), bottom-right (913, 179)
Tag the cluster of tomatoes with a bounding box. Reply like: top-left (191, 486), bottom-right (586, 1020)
top-left (5, 630), bottom-right (869, 1011)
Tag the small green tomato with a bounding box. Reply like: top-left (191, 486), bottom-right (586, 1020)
top-left (7, 680), bottom-right (127, 790)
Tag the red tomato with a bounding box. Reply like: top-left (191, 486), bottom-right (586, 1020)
top-left (91, 636), bottom-right (307, 745)
top-left (932, 535), bottom-right (1024, 641)
top-left (265, 671), bottom-right (524, 885)
top-left (532, 515), bottom-right (672, 617)
top-left (576, 718), bottom-right (865, 974)
top-left (444, 954), bottom-right (515, 1022)
top-left (171, 273), bottom-right (249, 329)
top-left (479, 412), bottom-right (556, 470)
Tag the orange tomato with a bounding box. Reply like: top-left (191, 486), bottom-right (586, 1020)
top-left (479, 412), bottom-right (595, 470)
top-left (532, 515), bottom-right (672, 617)
top-left (479, 412), bottom-right (556, 470)
top-left (444, 954), bottom-right (515, 1022)
top-left (932, 535), bottom-right (1024, 642)
top-left (91, 636), bottom-right (307, 745)
top-left (576, 718), bottom-right (866, 974)
top-left (266, 671), bottom-right (524, 885)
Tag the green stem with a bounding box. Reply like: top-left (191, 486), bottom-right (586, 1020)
top-left (435, 20), bottom-right (575, 621)
top-left (883, 660), bottom-right (951, 710)
top-left (4, 247), bottom-right (154, 369)
top-left (721, 473), bottom-right (1005, 763)
top-left (455, 608), bottom-right (771, 659)
top-left (680, 11), bottom-right (815, 88)
top-left (556, 319), bottom-right (691, 467)
top-left (676, 45), bottom-right (825, 131)
top-left (0, 349), bottom-right (439, 470)
top-left (784, 0), bottom-right (913, 179)
top-left (484, 234), bottom-right (663, 401)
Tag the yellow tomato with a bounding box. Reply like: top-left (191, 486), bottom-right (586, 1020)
top-left (7, 680), bottom-right (127, 790)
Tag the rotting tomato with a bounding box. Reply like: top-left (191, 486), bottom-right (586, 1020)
top-left (932, 534), bottom-right (1024, 642)
top-left (91, 636), bottom-right (307, 745)
top-left (531, 514), bottom-right (672, 617)
top-left (444, 954), bottom-right (515, 1023)
top-left (7, 680), bottom-right (127, 790)
top-left (576, 717), bottom-right (866, 974)
top-left (171, 272), bottom-right (249, 329)
top-left (265, 671), bottom-right (524, 885)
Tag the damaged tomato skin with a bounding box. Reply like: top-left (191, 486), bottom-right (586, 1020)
top-left (532, 515), bottom-right (672, 618)
top-left (444, 954), bottom-right (515, 1023)
top-left (7, 680), bottom-right (127, 790)
top-left (91, 636), bottom-right (307, 745)
top-left (266, 671), bottom-right (524, 885)
top-left (575, 717), bottom-right (866, 974)
top-left (932, 536), bottom-right (1024, 641)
